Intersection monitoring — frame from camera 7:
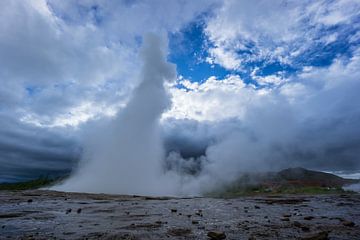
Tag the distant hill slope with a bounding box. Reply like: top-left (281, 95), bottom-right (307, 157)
top-left (0, 176), bottom-right (64, 191)
top-left (207, 167), bottom-right (360, 197)
top-left (274, 167), bottom-right (358, 187)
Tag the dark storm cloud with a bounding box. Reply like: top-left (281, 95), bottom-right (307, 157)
top-left (163, 118), bottom-right (212, 158)
top-left (161, 113), bottom-right (360, 188)
top-left (0, 114), bottom-right (80, 182)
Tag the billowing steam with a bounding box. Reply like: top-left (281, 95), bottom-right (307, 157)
top-left (161, 52), bottom-right (360, 192)
top-left (54, 33), bottom-right (180, 195)
top-left (54, 34), bottom-right (360, 196)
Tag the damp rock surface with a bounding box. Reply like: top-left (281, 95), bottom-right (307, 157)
top-left (0, 190), bottom-right (360, 239)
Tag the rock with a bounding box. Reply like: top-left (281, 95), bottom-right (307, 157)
top-left (281, 218), bottom-right (290, 221)
top-left (171, 208), bottom-right (177, 213)
top-left (65, 208), bottom-right (72, 214)
top-left (254, 205), bottom-right (260, 209)
top-left (293, 221), bottom-right (310, 231)
top-left (192, 220), bottom-right (199, 224)
top-left (263, 198), bottom-right (307, 205)
top-left (27, 199), bottom-right (33, 203)
top-left (207, 231), bottom-right (226, 240)
top-left (0, 213), bottom-right (24, 218)
top-left (294, 221), bottom-right (302, 227)
top-left (300, 231), bottom-right (329, 240)
top-left (76, 208), bottom-right (82, 214)
top-left (337, 202), bottom-right (353, 207)
top-left (304, 216), bottom-right (314, 220)
top-left (195, 209), bottom-right (203, 217)
top-left (343, 221), bottom-right (355, 227)
top-left (167, 228), bottom-right (192, 236)
top-left (283, 214), bottom-right (291, 218)
top-left (301, 226), bottom-right (310, 232)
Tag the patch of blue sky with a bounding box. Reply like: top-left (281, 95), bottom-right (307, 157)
top-left (25, 83), bottom-right (75, 98)
top-left (169, 18), bottom-right (232, 83)
top-left (258, 62), bottom-right (296, 77)
top-left (25, 86), bottom-right (42, 97)
top-left (170, 18), bottom-right (301, 87)
top-left (89, 5), bottom-right (103, 25)
top-left (169, 12), bottom-right (360, 89)
top-left (293, 25), bottom-right (360, 68)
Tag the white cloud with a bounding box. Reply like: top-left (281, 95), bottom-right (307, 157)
top-left (166, 47), bottom-right (360, 124)
top-left (207, 47), bottom-right (241, 70)
top-left (0, 0), bottom-right (218, 128)
top-left (165, 75), bottom-right (264, 121)
top-left (204, 0), bottom-right (360, 72)
top-left (309, 0), bottom-right (360, 26)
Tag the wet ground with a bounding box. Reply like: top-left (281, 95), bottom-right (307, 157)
top-left (0, 190), bottom-right (359, 239)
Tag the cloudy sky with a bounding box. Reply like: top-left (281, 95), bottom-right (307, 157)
top-left (1, 0), bottom-right (360, 183)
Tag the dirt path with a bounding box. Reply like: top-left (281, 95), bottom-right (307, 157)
top-left (1, 190), bottom-right (360, 239)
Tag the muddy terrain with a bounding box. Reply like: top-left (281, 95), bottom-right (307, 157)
top-left (0, 190), bottom-right (359, 239)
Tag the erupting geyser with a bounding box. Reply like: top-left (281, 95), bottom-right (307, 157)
top-left (53, 33), bottom-right (178, 195)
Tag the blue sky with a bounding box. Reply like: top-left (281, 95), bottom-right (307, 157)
top-left (169, 10), bottom-right (360, 88)
top-left (169, 19), bottom-right (232, 83)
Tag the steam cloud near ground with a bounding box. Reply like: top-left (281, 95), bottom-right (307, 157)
top-left (55, 34), bottom-right (360, 196)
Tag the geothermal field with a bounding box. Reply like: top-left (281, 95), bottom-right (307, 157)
top-left (1, 168), bottom-right (360, 239)
top-left (0, 190), bottom-right (360, 239)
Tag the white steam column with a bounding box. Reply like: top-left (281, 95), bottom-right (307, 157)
top-left (54, 33), bottom-right (177, 195)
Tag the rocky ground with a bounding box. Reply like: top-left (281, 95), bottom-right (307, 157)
top-left (0, 190), bottom-right (360, 239)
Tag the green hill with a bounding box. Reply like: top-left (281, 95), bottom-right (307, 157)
top-left (206, 167), bottom-right (359, 197)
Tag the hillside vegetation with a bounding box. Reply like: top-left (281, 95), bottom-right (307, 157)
top-left (207, 167), bottom-right (359, 197)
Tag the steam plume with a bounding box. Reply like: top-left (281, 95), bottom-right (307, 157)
top-left (54, 33), bottom-right (178, 195)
